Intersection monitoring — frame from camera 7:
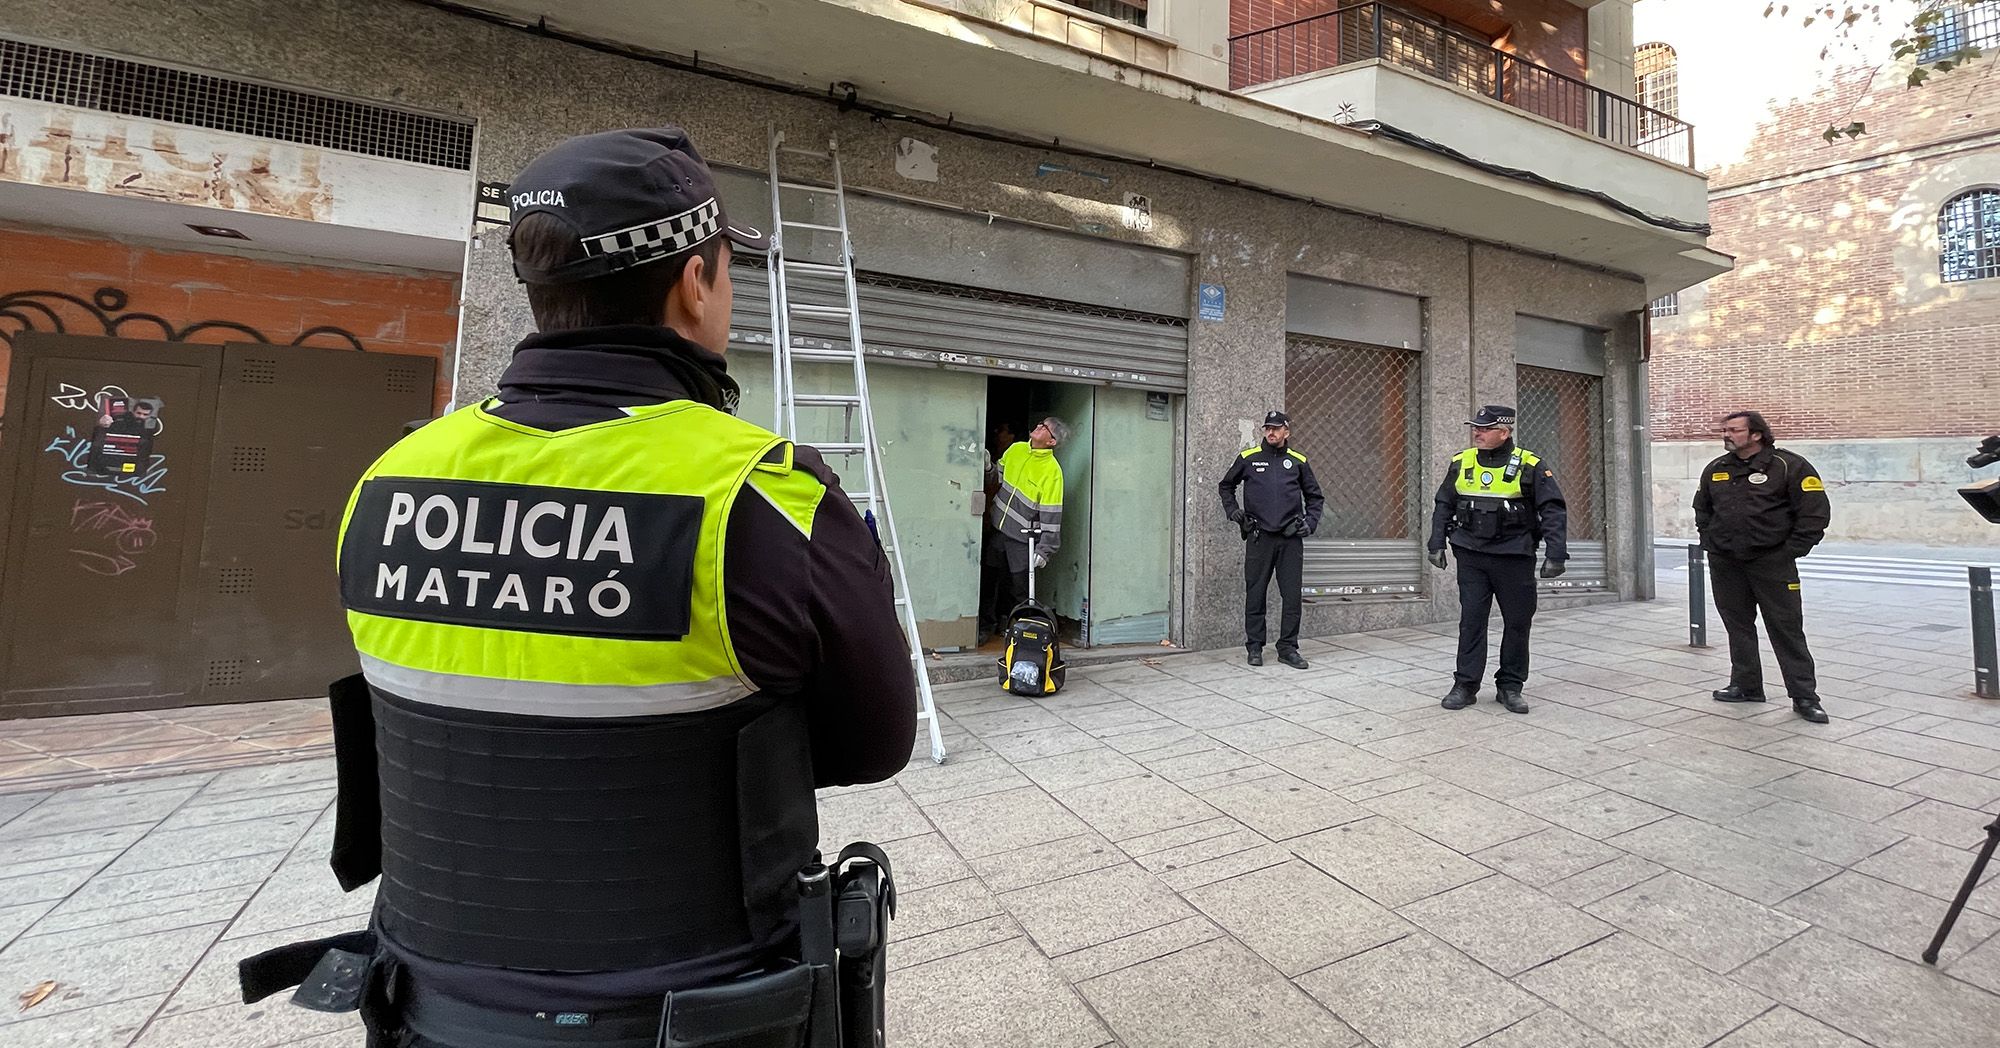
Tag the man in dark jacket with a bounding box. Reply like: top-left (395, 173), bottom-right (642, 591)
top-left (1219, 410), bottom-right (1325, 669)
top-left (1695, 410), bottom-right (1832, 723)
top-left (1428, 404), bottom-right (1567, 714)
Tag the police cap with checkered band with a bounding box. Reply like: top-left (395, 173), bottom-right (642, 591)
top-left (507, 127), bottom-right (769, 285)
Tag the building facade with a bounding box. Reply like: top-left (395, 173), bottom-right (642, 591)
top-left (0, 0), bottom-right (1718, 716)
top-left (1639, 0), bottom-right (2000, 546)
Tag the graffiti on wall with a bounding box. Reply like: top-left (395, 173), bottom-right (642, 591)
top-left (42, 385), bottom-right (170, 506)
top-left (69, 497), bottom-right (158, 577)
top-left (0, 287), bottom-right (366, 351)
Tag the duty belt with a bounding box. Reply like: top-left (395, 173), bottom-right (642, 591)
top-left (238, 845), bottom-right (897, 1048)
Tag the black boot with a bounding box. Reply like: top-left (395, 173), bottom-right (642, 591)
top-left (1278, 650), bottom-right (1309, 670)
top-left (1794, 699), bottom-right (1829, 724)
top-left (1247, 648), bottom-right (1263, 667)
top-left (1441, 684), bottom-right (1476, 710)
top-left (1711, 684), bottom-right (1767, 703)
top-left (1496, 687), bottom-right (1529, 714)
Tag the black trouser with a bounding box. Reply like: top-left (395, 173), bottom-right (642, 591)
top-left (1453, 548), bottom-right (1537, 690)
top-left (1244, 531), bottom-right (1304, 653)
top-left (978, 532), bottom-right (1029, 638)
top-left (1709, 550), bottom-right (1818, 702)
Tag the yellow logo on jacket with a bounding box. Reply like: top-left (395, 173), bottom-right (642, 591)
top-left (1800, 476), bottom-right (1824, 492)
top-left (1710, 471), bottom-right (1730, 481)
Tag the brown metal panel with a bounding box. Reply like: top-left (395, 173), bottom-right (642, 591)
top-left (0, 335), bottom-right (222, 718)
top-left (191, 346), bottom-right (436, 704)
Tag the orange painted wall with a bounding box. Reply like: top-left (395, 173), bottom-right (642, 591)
top-left (0, 225), bottom-right (460, 414)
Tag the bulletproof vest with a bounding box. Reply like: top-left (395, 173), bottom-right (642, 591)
top-left (1451, 447), bottom-right (1539, 539)
top-left (335, 399), bottom-right (824, 973)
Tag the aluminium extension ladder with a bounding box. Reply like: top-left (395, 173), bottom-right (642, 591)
top-left (765, 125), bottom-right (947, 764)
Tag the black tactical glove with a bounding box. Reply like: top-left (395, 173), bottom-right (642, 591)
top-left (1281, 519), bottom-right (1305, 539)
top-left (1226, 507), bottom-right (1243, 524)
top-left (1539, 558), bottom-right (1566, 578)
top-left (1428, 548), bottom-right (1448, 570)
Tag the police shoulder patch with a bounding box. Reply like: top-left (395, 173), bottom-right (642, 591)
top-left (1710, 471), bottom-right (1731, 481)
top-left (1800, 475), bottom-right (1825, 492)
top-left (1240, 447), bottom-right (1260, 458)
top-left (1287, 449), bottom-right (1307, 463)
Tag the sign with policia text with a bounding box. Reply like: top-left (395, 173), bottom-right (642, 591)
top-left (340, 478), bottom-right (700, 640)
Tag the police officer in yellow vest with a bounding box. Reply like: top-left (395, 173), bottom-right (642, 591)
top-left (1427, 405), bottom-right (1568, 714)
top-left (247, 128), bottom-right (917, 1047)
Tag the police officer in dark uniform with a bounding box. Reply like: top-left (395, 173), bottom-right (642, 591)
top-left (1219, 410), bottom-right (1325, 669)
top-left (1427, 405), bottom-right (1568, 714)
top-left (1696, 410), bottom-right (1832, 724)
top-left (241, 128), bottom-right (916, 1047)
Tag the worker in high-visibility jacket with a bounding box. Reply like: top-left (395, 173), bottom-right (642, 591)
top-left (1427, 404), bottom-right (1568, 715)
top-left (979, 417), bottom-right (1068, 641)
top-left (244, 127), bottom-right (915, 1048)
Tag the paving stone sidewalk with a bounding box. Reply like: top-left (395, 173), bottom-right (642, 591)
top-left (5, 571), bottom-right (2000, 1047)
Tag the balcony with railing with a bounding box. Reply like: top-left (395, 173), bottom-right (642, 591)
top-left (1230, 2), bottom-right (1695, 169)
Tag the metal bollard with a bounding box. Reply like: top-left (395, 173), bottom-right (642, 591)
top-left (1973, 566), bottom-right (1997, 700)
top-left (1687, 545), bottom-right (1708, 648)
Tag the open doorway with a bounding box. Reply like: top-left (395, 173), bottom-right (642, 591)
top-left (979, 376), bottom-right (1094, 651)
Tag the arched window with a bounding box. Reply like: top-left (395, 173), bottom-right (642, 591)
top-left (1634, 42), bottom-right (1679, 153)
top-left (1634, 43), bottom-right (1679, 118)
top-left (1939, 188), bottom-right (2000, 284)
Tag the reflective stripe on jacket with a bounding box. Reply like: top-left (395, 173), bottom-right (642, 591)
top-left (988, 441), bottom-right (1064, 560)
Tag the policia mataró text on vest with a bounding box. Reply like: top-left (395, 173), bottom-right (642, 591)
top-left (1427, 404), bottom-right (1568, 716)
top-left (239, 128), bottom-right (919, 1048)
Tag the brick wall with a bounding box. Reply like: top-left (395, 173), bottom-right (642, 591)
top-left (1230, 0), bottom-right (1588, 90)
top-left (0, 226), bottom-right (460, 414)
top-left (1711, 65), bottom-right (1994, 191)
top-left (1649, 61), bottom-right (2000, 442)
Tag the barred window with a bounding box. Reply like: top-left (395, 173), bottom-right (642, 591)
top-left (1650, 292), bottom-right (1679, 318)
top-left (1919, 3), bottom-right (2000, 63)
top-left (1635, 42), bottom-right (1678, 114)
top-left (1635, 42), bottom-right (1679, 143)
top-left (1515, 365), bottom-right (1606, 540)
top-left (1940, 188), bottom-right (2000, 283)
top-left (1285, 336), bottom-right (1421, 539)
top-left (1072, 0), bottom-right (1146, 28)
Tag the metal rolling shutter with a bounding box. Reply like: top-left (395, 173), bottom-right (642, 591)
top-left (1301, 540), bottom-right (1425, 597)
top-left (730, 267), bottom-right (1189, 391)
top-left (1516, 316), bottom-right (1611, 592)
top-left (1285, 277), bottom-right (1426, 597)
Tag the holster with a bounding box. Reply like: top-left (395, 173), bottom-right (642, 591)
top-left (832, 843), bottom-right (896, 1048)
top-left (238, 929), bottom-right (405, 1047)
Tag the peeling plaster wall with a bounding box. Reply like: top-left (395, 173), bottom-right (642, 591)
top-left (9, 0), bottom-right (1652, 649)
top-left (0, 100), bottom-right (473, 240)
